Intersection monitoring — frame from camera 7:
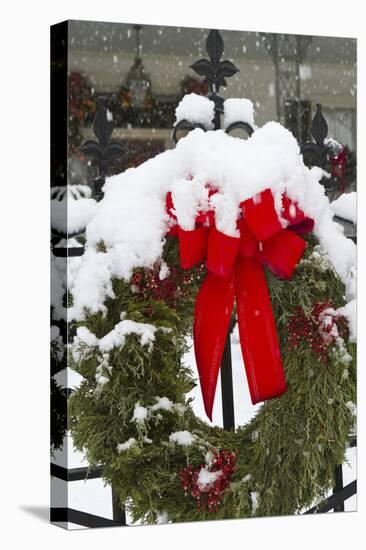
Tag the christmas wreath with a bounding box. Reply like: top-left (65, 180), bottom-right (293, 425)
top-left (68, 105), bottom-right (356, 524)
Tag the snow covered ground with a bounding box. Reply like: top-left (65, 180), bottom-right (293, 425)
top-left (51, 331), bottom-right (357, 529)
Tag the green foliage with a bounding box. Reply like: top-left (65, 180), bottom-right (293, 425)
top-left (51, 332), bottom-right (67, 453)
top-left (69, 235), bottom-right (356, 523)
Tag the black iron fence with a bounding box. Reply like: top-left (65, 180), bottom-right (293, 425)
top-left (50, 438), bottom-right (357, 526)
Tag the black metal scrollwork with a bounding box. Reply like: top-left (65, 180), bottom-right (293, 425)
top-left (79, 97), bottom-right (128, 200)
top-left (225, 120), bottom-right (254, 139)
top-left (172, 120), bottom-right (206, 145)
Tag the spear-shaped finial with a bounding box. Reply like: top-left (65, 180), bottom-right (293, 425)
top-left (190, 29), bottom-right (239, 94)
top-left (79, 97), bottom-right (128, 200)
top-left (300, 103), bottom-right (332, 180)
top-left (310, 104), bottom-right (329, 147)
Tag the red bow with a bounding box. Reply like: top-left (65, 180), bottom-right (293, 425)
top-left (166, 188), bottom-right (314, 420)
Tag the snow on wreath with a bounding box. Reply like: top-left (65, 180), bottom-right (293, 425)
top-left (71, 96), bottom-right (355, 320)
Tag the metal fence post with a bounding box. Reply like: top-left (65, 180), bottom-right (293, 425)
top-left (333, 464), bottom-right (345, 512)
top-left (301, 104), bottom-right (356, 514)
top-left (189, 29), bottom-right (243, 431)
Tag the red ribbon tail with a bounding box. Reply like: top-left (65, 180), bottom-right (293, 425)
top-left (235, 256), bottom-right (287, 404)
top-left (193, 271), bottom-right (235, 420)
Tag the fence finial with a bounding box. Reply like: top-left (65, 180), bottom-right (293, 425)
top-left (79, 97), bottom-right (128, 201)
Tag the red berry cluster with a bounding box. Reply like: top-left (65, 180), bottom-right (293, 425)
top-left (179, 450), bottom-right (237, 513)
top-left (131, 264), bottom-right (204, 309)
top-left (287, 301), bottom-right (349, 363)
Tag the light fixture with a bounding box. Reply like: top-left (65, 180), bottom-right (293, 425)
top-left (126, 25), bottom-right (151, 109)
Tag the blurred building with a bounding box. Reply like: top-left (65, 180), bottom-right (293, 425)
top-left (67, 20), bottom-right (356, 188)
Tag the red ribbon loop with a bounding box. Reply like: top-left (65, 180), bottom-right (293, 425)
top-left (178, 226), bottom-right (208, 269)
top-left (167, 188), bottom-right (313, 420)
top-left (207, 225), bottom-right (240, 278)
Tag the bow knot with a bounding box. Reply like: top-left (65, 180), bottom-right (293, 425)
top-left (166, 187), bottom-right (313, 420)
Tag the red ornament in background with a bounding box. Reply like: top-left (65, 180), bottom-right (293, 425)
top-left (68, 71), bottom-right (96, 122)
top-left (166, 188), bottom-right (314, 420)
top-left (330, 147), bottom-right (347, 194)
top-left (179, 450), bottom-right (237, 513)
